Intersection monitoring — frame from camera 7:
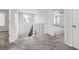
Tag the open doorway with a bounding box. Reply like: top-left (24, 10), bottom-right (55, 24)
top-left (0, 10), bottom-right (9, 49)
top-left (53, 10), bottom-right (64, 42)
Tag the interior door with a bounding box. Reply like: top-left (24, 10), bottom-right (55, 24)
top-left (72, 9), bottom-right (79, 49)
top-left (64, 9), bottom-right (73, 47)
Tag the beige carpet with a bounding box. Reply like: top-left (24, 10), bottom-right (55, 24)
top-left (8, 34), bottom-right (77, 50)
top-left (0, 31), bottom-right (9, 50)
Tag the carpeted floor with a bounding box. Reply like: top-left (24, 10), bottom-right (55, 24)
top-left (0, 31), bottom-right (9, 50)
top-left (8, 34), bottom-right (77, 50)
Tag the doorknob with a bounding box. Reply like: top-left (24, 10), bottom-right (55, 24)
top-left (73, 25), bottom-right (76, 28)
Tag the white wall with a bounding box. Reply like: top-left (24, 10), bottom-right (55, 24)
top-left (18, 9), bottom-right (48, 23)
top-left (9, 9), bottom-right (18, 42)
top-left (0, 10), bottom-right (9, 31)
top-left (34, 10), bottom-right (48, 23)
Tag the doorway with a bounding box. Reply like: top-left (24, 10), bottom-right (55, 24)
top-left (53, 10), bottom-right (64, 42)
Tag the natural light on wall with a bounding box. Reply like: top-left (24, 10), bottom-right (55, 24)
top-left (0, 13), bottom-right (5, 26)
top-left (23, 15), bottom-right (31, 23)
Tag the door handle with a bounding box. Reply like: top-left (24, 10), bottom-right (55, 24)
top-left (73, 25), bottom-right (76, 28)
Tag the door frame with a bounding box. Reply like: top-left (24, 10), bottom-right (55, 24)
top-left (64, 9), bottom-right (73, 47)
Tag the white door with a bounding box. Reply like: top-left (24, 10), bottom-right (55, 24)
top-left (64, 9), bottom-right (73, 47)
top-left (72, 9), bottom-right (79, 49)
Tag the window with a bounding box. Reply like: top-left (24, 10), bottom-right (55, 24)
top-left (54, 15), bottom-right (64, 27)
top-left (0, 13), bottom-right (5, 26)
